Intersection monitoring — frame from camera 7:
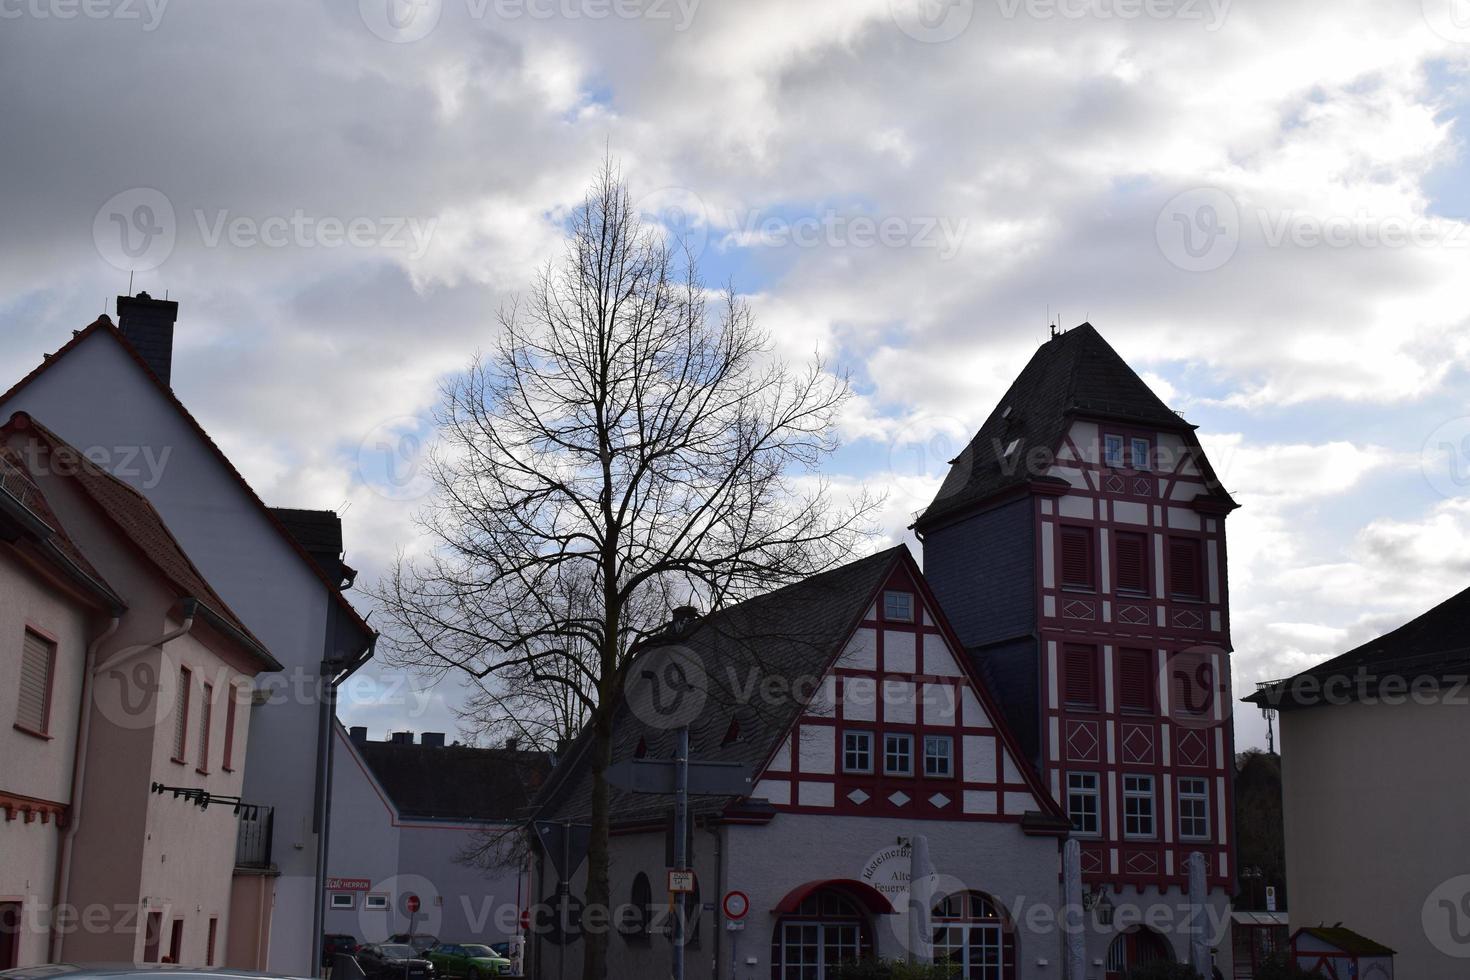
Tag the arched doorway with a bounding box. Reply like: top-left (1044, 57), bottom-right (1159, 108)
top-left (1105, 926), bottom-right (1173, 979)
top-left (770, 885), bottom-right (880, 979)
top-left (932, 891), bottom-right (1017, 980)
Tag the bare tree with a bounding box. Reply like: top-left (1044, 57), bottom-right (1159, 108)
top-left (373, 163), bottom-right (874, 980)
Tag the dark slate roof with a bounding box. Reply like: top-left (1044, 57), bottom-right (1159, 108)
top-left (356, 738), bottom-right (554, 821)
top-left (915, 323), bottom-right (1230, 530)
top-left (1248, 585), bottom-right (1470, 710)
top-left (535, 547), bottom-right (908, 826)
top-left (1295, 926), bottom-right (1396, 957)
top-left (4, 412), bottom-right (280, 671)
top-left (272, 508), bottom-right (344, 556)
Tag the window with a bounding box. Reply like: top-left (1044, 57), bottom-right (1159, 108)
top-left (1118, 649), bottom-right (1154, 713)
top-left (1066, 773), bottom-right (1100, 836)
top-left (207, 917), bottom-right (218, 966)
top-left (1062, 644), bottom-right (1098, 709)
top-left (1131, 437), bottom-right (1152, 470)
top-left (773, 890), bottom-right (872, 979)
top-left (1168, 537), bottom-right (1204, 600)
top-left (625, 873), bottom-right (652, 943)
top-left (933, 892), bottom-right (1014, 980)
top-left (1104, 434), bottom-right (1125, 467)
top-left (172, 667), bottom-right (191, 763)
top-left (843, 731), bottom-right (874, 774)
top-left (1002, 437), bottom-right (1021, 458)
top-left (923, 735), bottom-right (953, 778)
top-left (222, 687), bottom-right (238, 772)
top-left (197, 683), bottom-right (213, 773)
top-left (1114, 532), bottom-right (1149, 595)
top-left (1060, 526), bottom-right (1094, 591)
top-left (364, 894), bottom-right (389, 911)
top-left (883, 591), bottom-right (914, 623)
top-left (167, 919), bottom-right (183, 964)
top-left (1178, 777), bottom-right (1210, 841)
top-left (330, 893), bottom-right (355, 910)
top-left (1123, 774), bottom-right (1156, 839)
top-left (16, 629), bottom-right (56, 736)
top-left (884, 733), bottom-right (913, 776)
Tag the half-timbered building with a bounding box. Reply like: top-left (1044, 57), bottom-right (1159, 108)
top-left (915, 323), bottom-right (1239, 977)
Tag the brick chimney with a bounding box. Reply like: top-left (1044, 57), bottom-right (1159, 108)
top-left (420, 732), bottom-right (446, 748)
top-left (115, 291), bottom-right (179, 387)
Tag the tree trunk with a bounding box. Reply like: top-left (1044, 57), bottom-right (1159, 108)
top-left (581, 701), bottom-right (613, 980)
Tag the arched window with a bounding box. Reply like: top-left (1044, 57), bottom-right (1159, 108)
top-left (623, 873), bottom-right (652, 944)
top-left (932, 891), bottom-right (1017, 980)
top-left (770, 889), bottom-right (874, 979)
top-left (1105, 926), bottom-right (1172, 979)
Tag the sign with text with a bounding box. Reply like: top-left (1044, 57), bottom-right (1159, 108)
top-left (668, 870), bottom-right (697, 894)
top-left (325, 878), bottom-right (371, 891)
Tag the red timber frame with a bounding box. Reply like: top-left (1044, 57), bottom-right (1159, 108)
top-left (749, 554), bottom-right (1065, 828)
top-left (1037, 420), bottom-right (1236, 892)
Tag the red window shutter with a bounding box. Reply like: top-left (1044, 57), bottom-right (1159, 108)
top-left (1061, 527), bottom-right (1094, 590)
top-left (1169, 537), bottom-right (1202, 599)
top-left (1120, 649), bottom-right (1153, 712)
top-left (1115, 532), bottom-right (1148, 593)
top-left (1063, 644), bottom-right (1098, 707)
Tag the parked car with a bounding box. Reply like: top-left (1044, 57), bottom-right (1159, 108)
top-left (323, 933), bottom-right (361, 967)
top-left (356, 942), bottom-right (437, 980)
top-left (426, 943), bottom-right (512, 979)
top-left (387, 934), bottom-right (440, 955)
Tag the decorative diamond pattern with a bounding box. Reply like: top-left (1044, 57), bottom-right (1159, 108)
top-left (1065, 720), bottom-right (1100, 762)
top-left (847, 789), bottom-right (870, 805)
top-left (1064, 599), bottom-right (1096, 620)
top-left (1104, 474), bottom-right (1126, 493)
top-left (928, 793), bottom-right (950, 809)
top-left (1133, 477), bottom-right (1152, 496)
top-left (1124, 851), bottom-right (1159, 876)
top-left (888, 791), bottom-right (910, 807)
top-left (1176, 729), bottom-right (1209, 767)
top-left (1118, 604), bottom-right (1150, 626)
top-left (1172, 607), bottom-right (1205, 630)
top-left (1121, 724), bottom-right (1155, 765)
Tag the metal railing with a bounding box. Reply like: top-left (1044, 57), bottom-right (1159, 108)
top-left (235, 805), bottom-right (275, 869)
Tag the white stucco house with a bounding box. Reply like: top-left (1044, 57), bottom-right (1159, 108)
top-left (0, 295), bottom-right (377, 974)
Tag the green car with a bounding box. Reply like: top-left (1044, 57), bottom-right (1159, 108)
top-left (426, 942), bottom-right (512, 979)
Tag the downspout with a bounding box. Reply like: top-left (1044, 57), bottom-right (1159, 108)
top-left (709, 823), bottom-right (724, 980)
top-left (51, 601), bottom-right (197, 962)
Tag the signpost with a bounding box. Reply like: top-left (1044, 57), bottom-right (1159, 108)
top-left (604, 728), bottom-right (752, 980)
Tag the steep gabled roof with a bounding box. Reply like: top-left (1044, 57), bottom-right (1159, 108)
top-left (355, 738), bottom-right (553, 822)
top-left (915, 323), bottom-right (1234, 530)
top-left (1248, 585), bottom-right (1470, 710)
top-left (4, 411), bottom-right (280, 672)
top-left (534, 545), bottom-right (1067, 830)
top-left (0, 316), bottom-right (374, 646)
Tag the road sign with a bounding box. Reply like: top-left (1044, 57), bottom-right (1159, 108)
top-left (606, 758), bottom-right (753, 796)
top-left (1265, 886), bottom-right (1277, 912)
top-left (722, 891), bottom-right (750, 921)
top-left (534, 821), bottom-right (593, 881)
top-left (668, 870), bottom-right (697, 894)
top-left (405, 894), bottom-right (420, 914)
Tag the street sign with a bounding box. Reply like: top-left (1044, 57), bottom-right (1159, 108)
top-left (606, 758), bottom-right (753, 796)
top-left (534, 821), bottom-right (593, 881)
top-left (668, 870), bottom-right (697, 894)
top-left (405, 894), bottom-right (420, 914)
top-left (722, 891), bottom-right (750, 921)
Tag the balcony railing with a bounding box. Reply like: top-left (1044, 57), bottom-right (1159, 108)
top-left (235, 805), bottom-right (275, 870)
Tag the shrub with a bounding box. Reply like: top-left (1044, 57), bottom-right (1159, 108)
top-left (1124, 962), bottom-right (1203, 980)
top-left (829, 959), bottom-right (961, 980)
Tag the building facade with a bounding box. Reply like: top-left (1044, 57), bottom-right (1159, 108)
top-left (325, 726), bottom-right (548, 953)
top-left (531, 547), bottom-right (1080, 980)
top-left (914, 324), bottom-right (1239, 977)
top-left (1250, 586), bottom-right (1470, 980)
top-left (0, 413), bottom-right (277, 968)
top-left (1, 297), bottom-right (376, 974)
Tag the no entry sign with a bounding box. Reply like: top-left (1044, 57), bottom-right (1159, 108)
top-left (405, 894), bottom-right (421, 914)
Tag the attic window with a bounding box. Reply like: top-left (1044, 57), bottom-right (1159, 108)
top-left (722, 718), bottom-right (741, 746)
top-left (1001, 405), bottom-right (1013, 419)
top-left (1003, 438), bottom-right (1021, 458)
top-left (883, 591), bottom-right (914, 623)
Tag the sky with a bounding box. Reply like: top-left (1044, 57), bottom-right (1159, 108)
top-left (4, 0), bottom-right (1470, 754)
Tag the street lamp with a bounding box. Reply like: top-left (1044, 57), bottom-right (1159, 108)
top-left (1083, 887), bottom-right (1115, 927)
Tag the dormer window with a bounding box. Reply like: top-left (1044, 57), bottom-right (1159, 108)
top-left (1003, 437), bottom-right (1021, 458)
top-left (1001, 405), bottom-right (1013, 420)
top-left (883, 591), bottom-right (914, 622)
top-left (1104, 434), bottom-right (1125, 467)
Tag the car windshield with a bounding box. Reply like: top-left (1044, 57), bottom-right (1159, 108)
top-left (380, 945), bottom-right (416, 958)
top-left (462, 946), bottom-right (494, 958)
